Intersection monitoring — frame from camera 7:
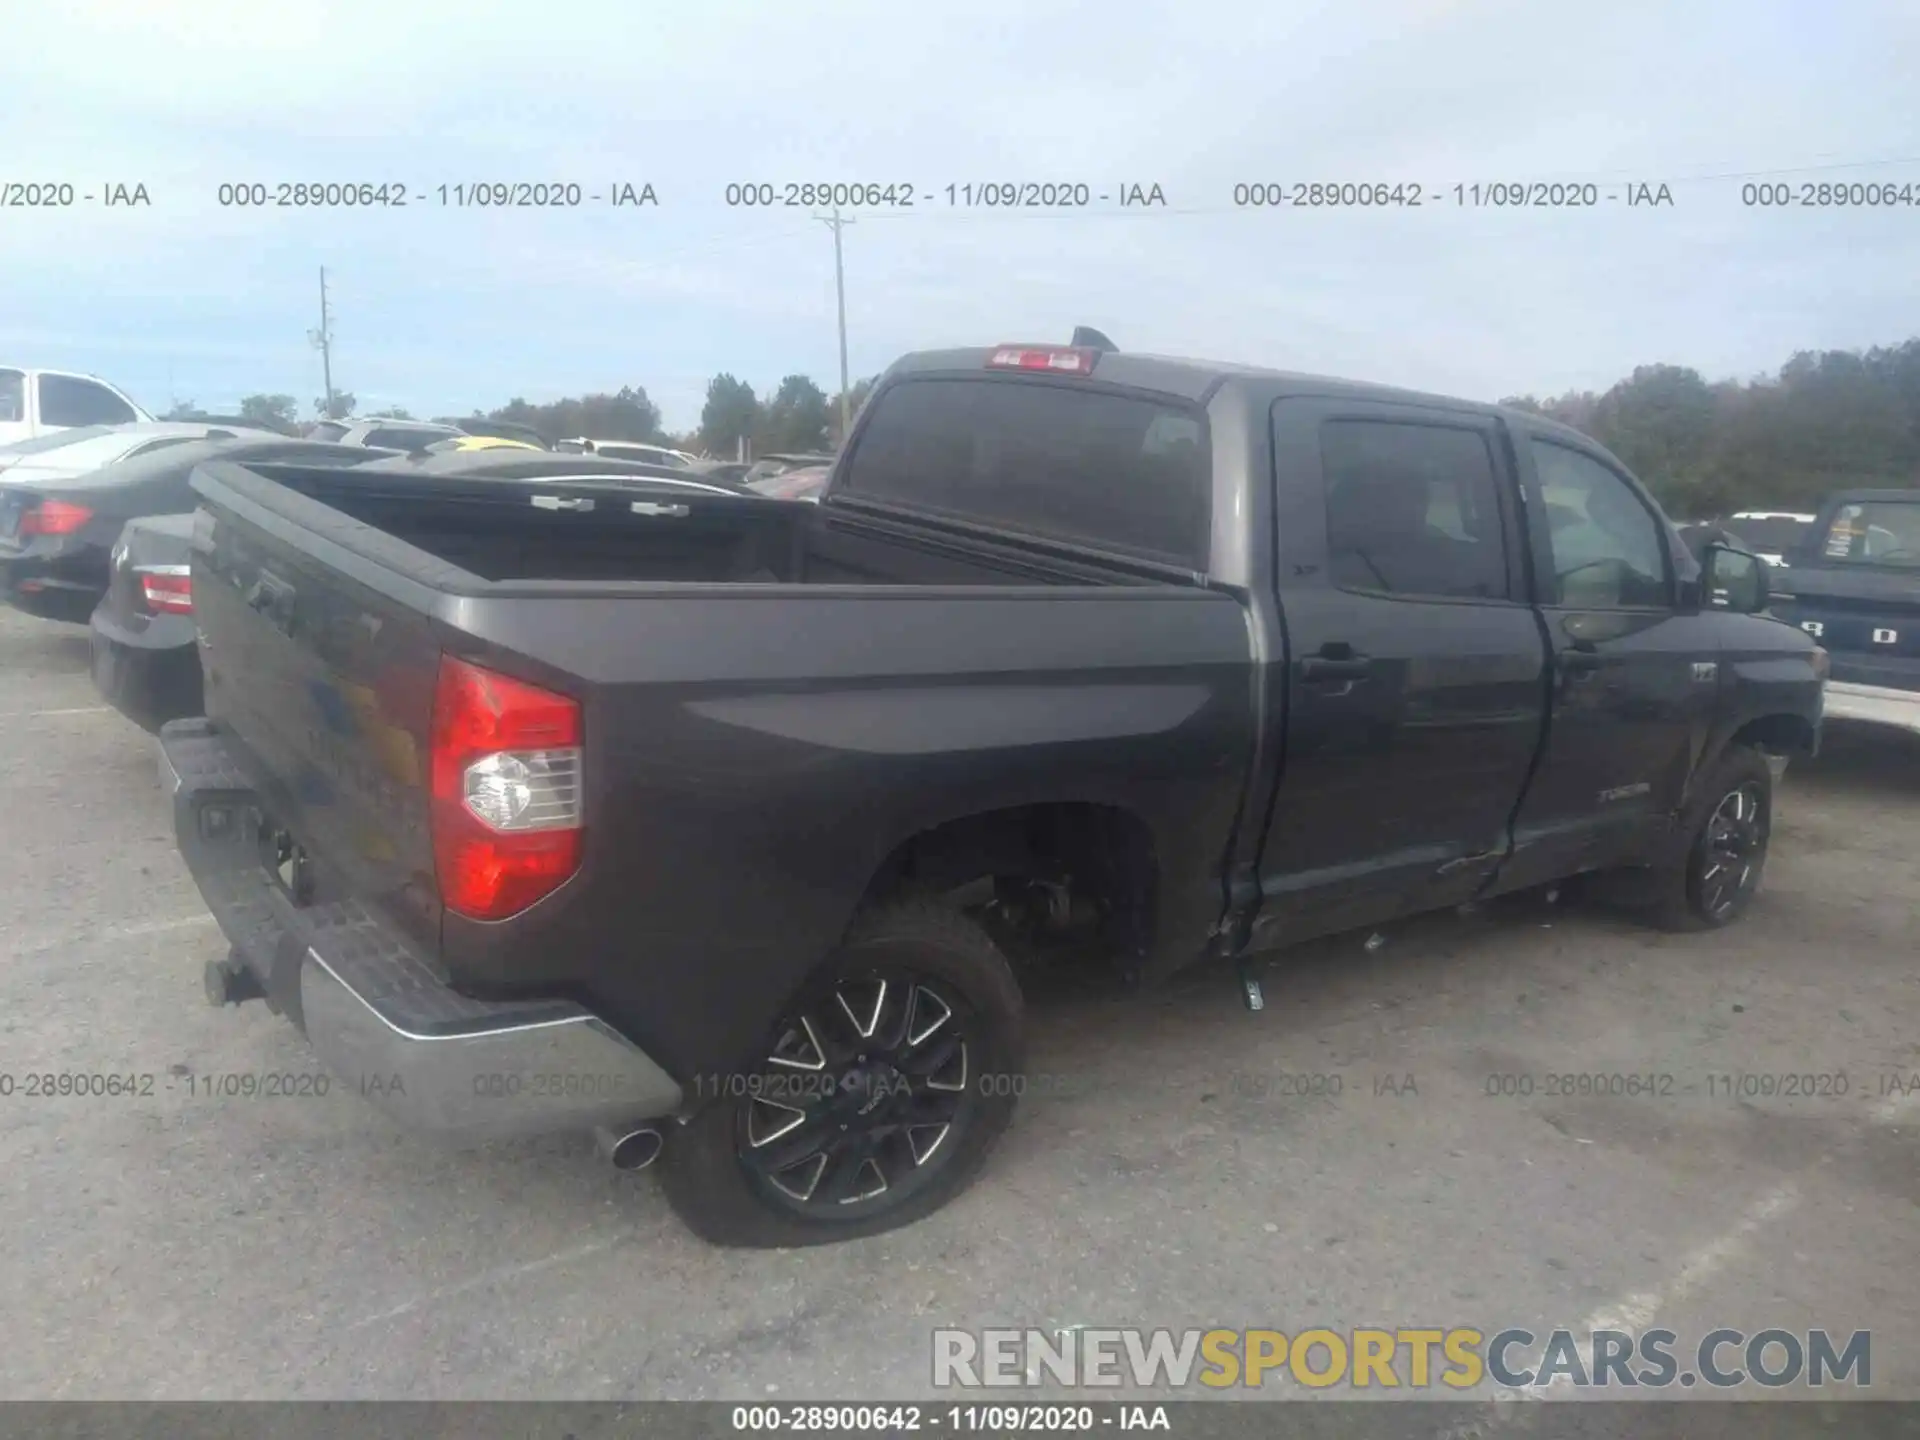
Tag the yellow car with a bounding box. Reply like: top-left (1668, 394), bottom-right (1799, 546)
top-left (426, 435), bottom-right (543, 454)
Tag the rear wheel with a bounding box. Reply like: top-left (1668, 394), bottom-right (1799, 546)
top-left (659, 898), bottom-right (1024, 1247)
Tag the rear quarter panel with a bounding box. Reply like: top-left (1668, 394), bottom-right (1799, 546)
top-left (441, 585), bottom-right (1256, 1081)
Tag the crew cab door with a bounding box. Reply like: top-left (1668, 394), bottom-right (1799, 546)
top-left (1250, 398), bottom-right (1548, 948)
top-left (1495, 429), bottom-right (1716, 891)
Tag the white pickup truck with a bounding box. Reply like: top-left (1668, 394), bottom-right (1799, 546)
top-left (0, 366), bottom-right (153, 447)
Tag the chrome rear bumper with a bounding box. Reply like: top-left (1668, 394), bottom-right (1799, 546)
top-left (299, 944), bottom-right (682, 1139)
top-left (161, 718), bottom-right (683, 1142)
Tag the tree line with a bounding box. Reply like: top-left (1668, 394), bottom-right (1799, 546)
top-left (164, 373), bottom-right (878, 458)
top-left (166, 335), bottom-right (1920, 516)
top-left (1499, 337), bottom-right (1920, 518)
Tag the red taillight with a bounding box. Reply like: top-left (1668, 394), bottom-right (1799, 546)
top-left (985, 346), bottom-right (1097, 375)
top-left (20, 499), bottom-right (93, 537)
top-left (138, 565), bottom-right (193, 615)
top-left (429, 655), bottom-right (583, 921)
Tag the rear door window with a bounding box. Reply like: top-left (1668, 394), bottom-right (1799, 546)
top-left (36, 374), bottom-right (138, 426)
top-left (1319, 420), bottom-right (1511, 600)
top-left (839, 376), bottom-right (1210, 566)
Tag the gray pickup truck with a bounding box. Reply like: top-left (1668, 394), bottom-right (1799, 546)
top-left (160, 335), bottom-right (1824, 1247)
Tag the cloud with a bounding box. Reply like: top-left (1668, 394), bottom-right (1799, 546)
top-left (3, 0), bottom-right (1916, 428)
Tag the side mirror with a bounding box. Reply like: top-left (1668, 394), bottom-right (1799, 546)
top-left (1702, 543), bottom-right (1770, 613)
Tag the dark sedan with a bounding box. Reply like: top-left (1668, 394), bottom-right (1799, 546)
top-left (90, 513), bottom-right (201, 731)
top-left (1, 436), bottom-right (396, 622)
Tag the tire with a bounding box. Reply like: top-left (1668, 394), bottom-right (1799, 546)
top-left (658, 897), bottom-right (1026, 1248)
top-left (1621, 744), bottom-right (1776, 932)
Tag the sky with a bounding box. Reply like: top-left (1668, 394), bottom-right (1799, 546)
top-left (2, 0), bottom-right (1916, 433)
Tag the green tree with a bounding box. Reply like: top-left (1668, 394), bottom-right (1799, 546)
top-left (827, 375), bottom-right (878, 444)
top-left (482, 387), bottom-right (660, 443)
top-left (161, 399), bottom-right (201, 420)
top-left (367, 405), bottom-right (415, 420)
top-left (313, 391), bottom-right (356, 420)
top-left (759, 374), bottom-right (832, 453)
top-left (700, 374), bottom-right (760, 457)
top-left (241, 394), bottom-right (301, 430)
top-left (1587, 364), bottom-right (1718, 514)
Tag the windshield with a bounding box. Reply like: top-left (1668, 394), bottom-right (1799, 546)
top-left (1814, 500), bottom-right (1920, 567)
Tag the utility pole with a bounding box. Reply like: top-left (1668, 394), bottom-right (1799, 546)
top-left (815, 206), bottom-right (853, 443)
top-left (308, 267), bottom-right (336, 419)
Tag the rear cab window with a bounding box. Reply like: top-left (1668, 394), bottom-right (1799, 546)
top-left (837, 375), bottom-right (1211, 568)
top-left (35, 373), bottom-right (137, 426)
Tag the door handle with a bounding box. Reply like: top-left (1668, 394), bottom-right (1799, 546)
top-left (1301, 653), bottom-right (1373, 681)
top-left (1560, 649), bottom-right (1603, 673)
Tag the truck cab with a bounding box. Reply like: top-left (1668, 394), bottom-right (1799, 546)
top-left (0, 367), bottom-right (153, 446)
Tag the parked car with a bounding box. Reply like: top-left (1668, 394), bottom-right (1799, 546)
top-left (421, 435), bottom-right (544, 455)
top-left (743, 452), bottom-right (835, 485)
top-left (450, 418), bottom-right (552, 449)
top-left (692, 461), bottom-right (753, 484)
top-left (161, 334), bottom-right (1819, 1248)
top-left (2, 432), bottom-right (384, 622)
top-left (358, 446), bottom-right (757, 495)
top-left (164, 411), bottom-right (301, 437)
top-left (555, 438), bottom-right (700, 467)
top-left (88, 444), bottom-right (715, 731)
top-left (0, 366), bottom-right (153, 445)
top-left (1722, 511), bottom-right (1817, 568)
top-left (0, 420), bottom-right (258, 481)
top-left (1770, 489), bottom-right (1920, 735)
top-left (306, 418), bottom-right (465, 450)
top-left (89, 513), bottom-right (201, 731)
top-left (746, 464), bottom-right (831, 502)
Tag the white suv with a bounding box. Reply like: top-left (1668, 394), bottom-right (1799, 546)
top-left (0, 367), bottom-right (154, 446)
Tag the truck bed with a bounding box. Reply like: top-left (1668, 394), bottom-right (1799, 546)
top-left (233, 461), bottom-right (1179, 590)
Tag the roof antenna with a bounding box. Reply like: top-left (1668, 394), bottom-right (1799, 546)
top-left (1070, 326), bottom-right (1116, 352)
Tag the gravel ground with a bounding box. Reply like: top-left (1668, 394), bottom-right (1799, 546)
top-left (1, 604), bottom-right (1915, 1408)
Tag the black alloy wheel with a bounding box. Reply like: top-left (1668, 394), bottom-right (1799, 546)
top-left (736, 971), bottom-right (975, 1216)
top-left (1694, 780), bottom-right (1769, 921)
top-left (658, 898), bottom-right (1025, 1247)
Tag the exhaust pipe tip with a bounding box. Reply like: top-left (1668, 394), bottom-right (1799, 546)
top-left (596, 1125), bottom-right (664, 1171)
top-left (204, 953), bottom-right (266, 1008)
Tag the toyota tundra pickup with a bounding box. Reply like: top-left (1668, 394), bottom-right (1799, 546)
top-left (160, 338), bottom-right (1825, 1247)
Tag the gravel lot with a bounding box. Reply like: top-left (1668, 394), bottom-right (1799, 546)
top-left (2, 602), bottom-right (1915, 1405)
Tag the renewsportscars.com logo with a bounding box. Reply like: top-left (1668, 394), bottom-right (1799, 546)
top-left (931, 1327), bottom-right (1871, 1391)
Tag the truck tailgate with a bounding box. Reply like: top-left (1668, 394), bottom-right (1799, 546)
top-left (191, 476), bottom-right (450, 959)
